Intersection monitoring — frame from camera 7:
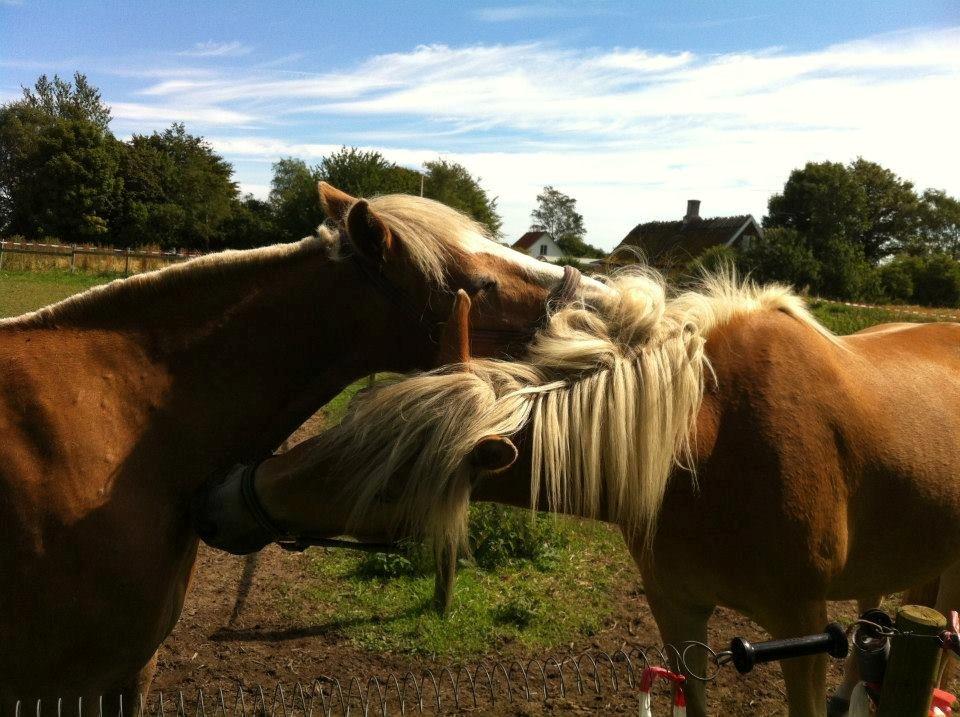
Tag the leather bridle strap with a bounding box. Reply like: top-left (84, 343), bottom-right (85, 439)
top-left (338, 232), bottom-right (432, 329)
top-left (238, 462), bottom-right (402, 554)
top-left (337, 228), bottom-right (584, 343)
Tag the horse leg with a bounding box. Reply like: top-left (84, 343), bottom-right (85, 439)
top-left (935, 562), bottom-right (960, 690)
top-left (761, 600), bottom-right (830, 717)
top-left (645, 587), bottom-right (713, 717)
top-left (828, 596), bottom-right (880, 716)
top-left (101, 650), bottom-right (158, 717)
top-left (905, 578), bottom-right (941, 609)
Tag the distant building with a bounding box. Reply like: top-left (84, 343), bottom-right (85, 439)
top-left (511, 229), bottom-right (565, 261)
top-left (608, 200), bottom-right (763, 271)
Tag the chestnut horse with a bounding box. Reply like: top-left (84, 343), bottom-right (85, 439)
top-left (197, 272), bottom-right (960, 717)
top-left (0, 183), bottom-right (596, 709)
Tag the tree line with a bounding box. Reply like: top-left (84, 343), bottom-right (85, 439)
top-left (692, 158), bottom-right (960, 306)
top-left (5, 74), bottom-right (960, 306)
top-left (0, 74), bottom-right (502, 251)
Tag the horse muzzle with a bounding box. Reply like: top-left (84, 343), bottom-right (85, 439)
top-left (191, 465), bottom-right (274, 556)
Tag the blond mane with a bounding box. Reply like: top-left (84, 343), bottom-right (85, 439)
top-left (1, 193), bottom-right (490, 328)
top-left (304, 268), bottom-right (836, 562)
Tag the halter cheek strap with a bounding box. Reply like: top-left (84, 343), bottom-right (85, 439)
top-left (335, 227), bottom-right (584, 344)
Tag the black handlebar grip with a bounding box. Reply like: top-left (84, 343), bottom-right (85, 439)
top-left (730, 622), bottom-right (849, 674)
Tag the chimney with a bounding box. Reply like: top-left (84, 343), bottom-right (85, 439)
top-left (685, 199), bottom-right (701, 222)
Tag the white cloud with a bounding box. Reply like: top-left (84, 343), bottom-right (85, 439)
top-left (473, 3), bottom-right (616, 22)
top-left (116, 27), bottom-right (960, 247)
top-left (111, 102), bottom-right (257, 126)
top-left (178, 41), bottom-right (252, 58)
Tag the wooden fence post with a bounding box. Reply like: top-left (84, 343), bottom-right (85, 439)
top-left (124, 247), bottom-right (131, 275)
top-left (877, 604), bottom-right (946, 717)
top-left (69, 245), bottom-right (76, 273)
top-left (0, 240), bottom-right (5, 271)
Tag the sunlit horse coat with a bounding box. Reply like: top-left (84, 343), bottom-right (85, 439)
top-left (202, 272), bottom-right (960, 717)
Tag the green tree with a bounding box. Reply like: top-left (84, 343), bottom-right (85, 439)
top-left (317, 146), bottom-right (419, 198)
top-left (220, 195), bottom-right (281, 249)
top-left (766, 158), bottom-right (921, 263)
top-left (530, 186), bottom-right (602, 257)
top-left (0, 74), bottom-right (122, 239)
top-left (115, 123), bottom-right (236, 250)
top-left (19, 73), bottom-right (112, 132)
top-left (918, 189), bottom-right (960, 258)
top-left (815, 236), bottom-right (879, 300)
top-left (268, 158), bottom-right (321, 239)
top-left (422, 159), bottom-right (502, 237)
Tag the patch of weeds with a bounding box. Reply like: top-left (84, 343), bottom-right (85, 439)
top-left (355, 541), bottom-right (433, 579)
top-left (469, 504), bottom-right (568, 570)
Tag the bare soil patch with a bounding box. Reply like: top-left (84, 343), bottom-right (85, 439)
top-left (155, 544), bottom-right (891, 715)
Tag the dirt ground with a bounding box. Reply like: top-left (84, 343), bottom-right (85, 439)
top-left (151, 412), bottom-right (938, 715)
top-left (154, 543), bottom-right (878, 716)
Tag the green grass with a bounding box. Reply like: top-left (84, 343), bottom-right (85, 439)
top-left (810, 299), bottom-right (942, 335)
top-left (285, 518), bottom-right (631, 657)
top-left (0, 269), bottom-right (116, 318)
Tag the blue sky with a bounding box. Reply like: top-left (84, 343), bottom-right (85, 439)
top-left (2, 1), bottom-right (958, 248)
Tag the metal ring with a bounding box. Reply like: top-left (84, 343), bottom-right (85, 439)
top-left (679, 641), bottom-right (724, 682)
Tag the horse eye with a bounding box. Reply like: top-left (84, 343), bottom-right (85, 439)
top-left (468, 276), bottom-right (498, 296)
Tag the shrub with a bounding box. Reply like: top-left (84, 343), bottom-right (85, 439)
top-left (355, 541), bottom-right (432, 579)
top-left (815, 236), bottom-right (880, 301)
top-left (354, 504), bottom-right (568, 579)
top-left (879, 256), bottom-right (918, 303)
top-left (685, 245), bottom-right (738, 277)
top-left (876, 253), bottom-right (960, 307)
top-left (468, 504), bottom-right (566, 571)
top-left (739, 227), bottom-right (821, 291)
top-left (915, 253), bottom-right (960, 307)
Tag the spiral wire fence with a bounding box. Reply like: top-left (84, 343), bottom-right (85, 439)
top-left (8, 644), bottom-right (715, 717)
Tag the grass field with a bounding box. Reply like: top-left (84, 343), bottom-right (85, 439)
top-left (1, 270), bottom-right (952, 656)
top-left (0, 269), bottom-right (118, 319)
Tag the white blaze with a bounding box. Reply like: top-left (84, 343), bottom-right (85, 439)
top-left (461, 232), bottom-right (611, 301)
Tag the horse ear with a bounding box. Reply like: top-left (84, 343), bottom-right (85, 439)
top-left (317, 182), bottom-right (356, 221)
top-left (471, 436), bottom-right (518, 473)
top-left (346, 199), bottom-right (394, 259)
top-left (438, 290), bottom-right (472, 365)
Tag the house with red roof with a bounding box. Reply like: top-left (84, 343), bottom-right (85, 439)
top-left (511, 228), bottom-right (565, 261)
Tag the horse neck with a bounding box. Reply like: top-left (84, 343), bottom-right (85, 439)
top-left (11, 243), bottom-right (428, 488)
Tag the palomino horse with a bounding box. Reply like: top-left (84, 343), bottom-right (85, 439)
top-left (0, 183), bottom-right (596, 710)
top-left (196, 272), bottom-right (960, 717)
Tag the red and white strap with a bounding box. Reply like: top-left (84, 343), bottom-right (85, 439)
top-left (639, 666), bottom-right (687, 717)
